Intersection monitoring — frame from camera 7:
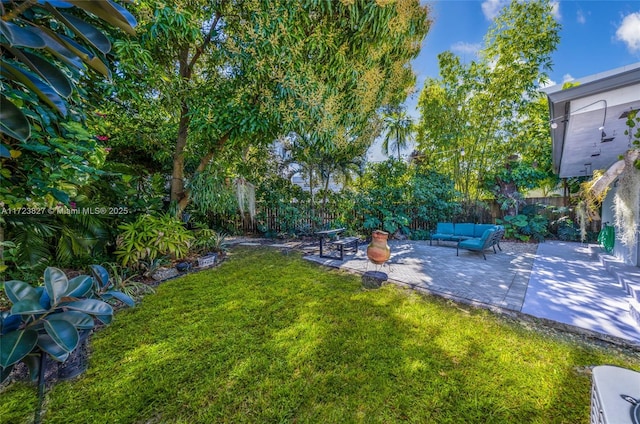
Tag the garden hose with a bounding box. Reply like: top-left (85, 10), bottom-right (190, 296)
top-left (597, 223), bottom-right (615, 254)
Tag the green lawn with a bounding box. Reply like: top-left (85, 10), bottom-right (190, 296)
top-left (2, 247), bottom-right (639, 423)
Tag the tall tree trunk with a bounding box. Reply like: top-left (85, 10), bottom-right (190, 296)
top-left (171, 101), bottom-right (190, 208)
top-left (175, 133), bottom-right (230, 213)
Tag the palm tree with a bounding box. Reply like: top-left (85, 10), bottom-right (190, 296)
top-left (382, 109), bottom-right (414, 160)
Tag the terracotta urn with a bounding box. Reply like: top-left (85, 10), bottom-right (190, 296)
top-left (367, 230), bottom-right (391, 265)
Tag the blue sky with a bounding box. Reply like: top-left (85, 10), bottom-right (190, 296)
top-left (405, 0), bottom-right (640, 118)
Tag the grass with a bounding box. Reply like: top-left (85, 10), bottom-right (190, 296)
top-left (2, 247), bottom-right (639, 423)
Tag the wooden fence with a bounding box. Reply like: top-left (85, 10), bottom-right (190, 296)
top-left (207, 196), bottom-right (575, 236)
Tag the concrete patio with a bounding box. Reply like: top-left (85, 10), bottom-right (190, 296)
top-left (302, 239), bottom-right (640, 346)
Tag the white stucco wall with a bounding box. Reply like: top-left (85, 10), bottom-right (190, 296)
top-left (602, 183), bottom-right (639, 267)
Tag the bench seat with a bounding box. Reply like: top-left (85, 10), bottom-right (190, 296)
top-left (331, 237), bottom-right (359, 260)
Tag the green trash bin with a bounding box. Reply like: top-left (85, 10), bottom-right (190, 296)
top-left (597, 223), bottom-right (615, 254)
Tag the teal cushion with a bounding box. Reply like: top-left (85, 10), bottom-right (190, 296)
top-left (458, 239), bottom-right (483, 249)
top-left (474, 224), bottom-right (495, 238)
top-left (454, 223), bottom-right (475, 237)
top-left (480, 228), bottom-right (496, 241)
top-left (436, 223), bottom-right (454, 234)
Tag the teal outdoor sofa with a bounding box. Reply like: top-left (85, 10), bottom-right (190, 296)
top-left (429, 223), bottom-right (499, 246)
top-left (456, 227), bottom-right (505, 260)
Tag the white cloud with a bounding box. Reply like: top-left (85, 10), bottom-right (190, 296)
top-left (562, 74), bottom-right (575, 83)
top-left (481, 0), bottom-right (509, 20)
top-left (451, 41), bottom-right (482, 56)
top-left (576, 9), bottom-right (586, 24)
top-left (550, 1), bottom-right (561, 21)
top-left (616, 12), bottom-right (640, 53)
top-left (483, 0), bottom-right (560, 21)
top-left (539, 78), bottom-right (557, 89)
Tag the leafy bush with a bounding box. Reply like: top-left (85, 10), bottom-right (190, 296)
top-left (192, 226), bottom-right (229, 254)
top-left (115, 214), bottom-right (193, 268)
top-left (553, 216), bottom-right (581, 241)
top-left (0, 266), bottom-right (134, 383)
top-left (354, 159), bottom-right (459, 236)
top-left (497, 213), bottom-right (549, 242)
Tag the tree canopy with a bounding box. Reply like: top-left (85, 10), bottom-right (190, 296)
top-left (95, 0), bottom-right (431, 214)
top-left (415, 0), bottom-right (560, 211)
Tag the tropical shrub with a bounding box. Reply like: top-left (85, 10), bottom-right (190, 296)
top-left (93, 263), bottom-right (155, 300)
top-left (0, 266), bottom-right (134, 383)
top-left (115, 214), bottom-right (193, 269)
top-left (255, 175), bottom-right (313, 237)
top-left (192, 226), bottom-right (229, 254)
top-left (354, 159), bottom-right (459, 236)
top-left (497, 211), bottom-right (549, 242)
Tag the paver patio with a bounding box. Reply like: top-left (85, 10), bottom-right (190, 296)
top-left (302, 239), bottom-right (640, 345)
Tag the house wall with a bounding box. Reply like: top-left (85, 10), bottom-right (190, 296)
top-left (602, 183), bottom-right (639, 267)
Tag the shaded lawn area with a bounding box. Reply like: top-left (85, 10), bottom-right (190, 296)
top-left (2, 247), bottom-right (640, 423)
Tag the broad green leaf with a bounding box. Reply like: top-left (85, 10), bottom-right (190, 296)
top-left (48, 187), bottom-right (70, 204)
top-left (0, 95), bottom-right (31, 141)
top-left (4, 280), bottom-right (39, 303)
top-left (1, 60), bottom-right (67, 116)
top-left (89, 264), bottom-right (110, 289)
top-left (44, 267), bottom-right (69, 304)
top-left (95, 314), bottom-right (113, 325)
top-left (55, 33), bottom-right (111, 78)
top-left (0, 312), bottom-right (22, 334)
top-left (1, 364), bottom-right (15, 383)
top-left (59, 11), bottom-right (112, 54)
top-left (43, 319), bottom-right (79, 353)
top-left (0, 329), bottom-right (38, 368)
top-left (37, 333), bottom-right (70, 362)
top-left (63, 299), bottom-right (113, 316)
top-left (46, 311), bottom-right (95, 330)
top-left (67, 275), bottom-right (93, 298)
top-left (104, 290), bottom-right (135, 307)
top-left (22, 354), bottom-right (41, 382)
top-left (0, 21), bottom-right (46, 48)
top-left (10, 299), bottom-right (47, 315)
top-left (66, 0), bottom-right (137, 36)
top-left (19, 141), bottom-right (53, 153)
top-left (39, 28), bottom-right (85, 70)
top-left (37, 0), bottom-right (74, 6)
top-left (20, 50), bottom-right (74, 98)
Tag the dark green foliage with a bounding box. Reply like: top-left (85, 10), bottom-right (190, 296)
top-left (497, 205), bottom-right (550, 242)
top-left (552, 216), bottom-right (581, 242)
top-left (0, 266), bottom-right (133, 383)
top-left (255, 175), bottom-right (315, 237)
top-left (354, 159), bottom-right (459, 235)
top-left (115, 214), bottom-right (194, 269)
top-left (1, 1), bottom-right (136, 207)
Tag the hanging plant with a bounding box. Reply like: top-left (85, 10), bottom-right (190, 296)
top-left (613, 154), bottom-right (640, 250)
top-left (235, 178), bottom-right (256, 222)
top-left (576, 169), bottom-right (608, 242)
